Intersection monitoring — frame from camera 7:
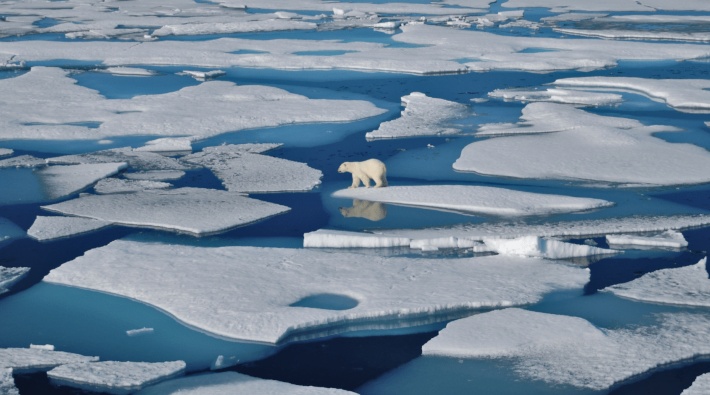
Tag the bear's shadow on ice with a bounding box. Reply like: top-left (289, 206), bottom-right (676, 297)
top-left (339, 199), bottom-right (387, 222)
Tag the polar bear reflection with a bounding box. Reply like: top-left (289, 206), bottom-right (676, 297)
top-left (339, 199), bottom-right (387, 221)
top-left (337, 159), bottom-right (388, 188)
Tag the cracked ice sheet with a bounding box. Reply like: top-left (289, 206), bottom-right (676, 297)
top-left (421, 308), bottom-right (710, 391)
top-left (44, 240), bottom-right (588, 344)
top-left (604, 257), bottom-right (710, 307)
top-left (455, 103), bottom-right (710, 186)
top-left (554, 77), bottom-right (710, 113)
top-left (94, 178), bottom-right (171, 194)
top-left (0, 348), bottom-right (98, 374)
top-left (41, 188), bottom-right (290, 236)
top-left (27, 216), bottom-right (111, 242)
top-left (182, 144), bottom-right (322, 193)
top-left (606, 230), bottom-right (688, 249)
top-left (37, 162), bottom-right (127, 200)
top-left (0, 266), bottom-right (29, 295)
top-left (218, 0), bottom-right (490, 15)
top-left (0, 149), bottom-right (12, 158)
top-left (332, 185), bottom-right (612, 217)
top-left (1, 368), bottom-right (17, 395)
top-left (137, 371), bottom-right (356, 395)
top-left (488, 87), bottom-right (622, 107)
top-left (0, 67), bottom-right (386, 141)
top-left (48, 148), bottom-right (189, 172)
top-left (365, 93), bottom-right (470, 140)
top-left (683, 373), bottom-right (710, 395)
top-left (501, 0), bottom-right (710, 12)
top-left (123, 171), bottom-right (185, 181)
top-left (48, 361), bottom-right (185, 395)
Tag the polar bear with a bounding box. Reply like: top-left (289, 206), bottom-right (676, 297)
top-left (338, 159), bottom-right (388, 188)
top-left (339, 199), bottom-right (387, 221)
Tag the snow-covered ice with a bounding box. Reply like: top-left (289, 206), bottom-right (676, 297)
top-left (501, 0), bottom-right (710, 12)
top-left (683, 373), bottom-right (710, 395)
top-left (134, 138), bottom-right (192, 153)
top-left (481, 236), bottom-right (617, 259)
top-left (365, 93), bottom-right (469, 140)
top-left (48, 148), bottom-right (190, 172)
top-left (178, 70), bottom-right (226, 81)
top-left (152, 20), bottom-right (317, 37)
top-left (48, 361), bottom-right (186, 395)
top-left (183, 144), bottom-right (323, 193)
top-left (45, 240), bottom-right (588, 344)
top-left (456, 103), bottom-right (710, 186)
top-left (94, 178), bottom-right (171, 194)
top-left (27, 216), bottom-right (111, 242)
top-left (0, 155), bottom-right (47, 169)
top-left (0, 266), bottom-right (29, 295)
top-left (0, 149), bottom-right (12, 158)
top-left (41, 188), bottom-right (289, 236)
top-left (488, 87), bottom-right (623, 107)
top-left (100, 67), bottom-right (157, 77)
top-left (606, 230), bottom-right (688, 249)
top-left (555, 28), bottom-right (710, 43)
top-left (0, 368), bottom-right (17, 395)
top-left (136, 371), bottom-right (357, 395)
top-left (0, 348), bottom-right (98, 374)
top-left (304, 229), bottom-right (412, 249)
top-left (37, 163), bottom-right (127, 200)
top-left (332, 185), bottom-right (612, 217)
top-left (421, 308), bottom-right (710, 390)
top-left (604, 257), bottom-right (709, 307)
top-left (123, 171), bottom-right (185, 182)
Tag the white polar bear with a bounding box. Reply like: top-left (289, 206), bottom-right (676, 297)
top-left (338, 159), bottom-right (388, 188)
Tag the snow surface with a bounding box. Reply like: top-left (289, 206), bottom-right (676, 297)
top-left (134, 138), bottom-right (192, 153)
top-left (0, 155), bottom-right (47, 169)
top-left (683, 373), bottom-right (710, 395)
top-left (48, 361), bottom-right (185, 395)
top-left (606, 230), bottom-right (688, 249)
top-left (94, 178), bottom-right (171, 194)
top-left (41, 188), bottom-right (290, 236)
top-left (332, 185), bottom-right (612, 217)
top-left (0, 368), bottom-right (17, 395)
top-left (48, 148), bottom-right (190, 172)
top-left (488, 87), bottom-right (623, 107)
top-left (365, 93), bottom-right (469, 140)
top-left (136, 371), bottom-right (357, 395)
top-left (123, 171), bottom-right (185, 182)
top-left (422, 308), bottom-right (710, 390)
top-left (0, 266), bottom-right (29, 295)
top-left (605, 258), bottom-right (710, 307)
top-left (27, 216), bottom-right (111, 242)
top-left (481, 236), bottom-right (617, 259)
top-left (44, 240), bottom-right (588, 344)
top-left (0, 348), bottom-right (98, 374)
top-left (183, 144), bottom-right (322, 193)
top-left (0, 149), bottom-right (12, 158)
top-left (456, 103), bottom-right (710, 186)
top-left (37, 163), bottom-right (127, 200)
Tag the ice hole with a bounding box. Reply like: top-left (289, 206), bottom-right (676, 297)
top-left (289, 293), bottom-right (359, 311)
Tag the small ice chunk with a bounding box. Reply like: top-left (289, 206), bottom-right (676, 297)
top-left (123, 171), bottom-right (185, 181)
top-left (100, 67), bottom-right (157, 76)
top-left (0, 155), bottom-right (47, 169)
top-left (555, 28), bottom-right (710, 43)
top-left (27, 216), bottom-right (111, 242)
top-left (0, 266), bottom-right (30, 295)
top-left (29, 344), bottom-right (54, 351)
top-left (37, 163), bottom-right (127, 200)
top-left (48, 360), bottom-right (186, 395)
top-left (134, 138), bottom-right (192, 153)
top-left (482, 236), bottom-right (617, 259)
top-left (178, 70), bottom-right (226, 81)
top-left (604, 257), bottom-right (710, 307)
top-left (683, 373), bottom-right (710, 395)
top-left (304, 229), bottom-right (411, 248)
top-left (126, 328), bottom-right (154, 337)
top-left (0, 368), bottom-right (18, 395)
top-left (48, 148), bottom-right (190, 172)
top-left (488, 87), bottom-right (622, 107)
top-left (94, 178), bottom-right (171, 194)
top-left (606, 230), bottom-right (688, 249)
top-left (0, 348), bottom-right (98, 374)
top-left (0, 149), bottom-right (12, 158)
top-left (135, 371), bottom-right (357, 395)
top-left (410, 237), bottom-right (488, 251)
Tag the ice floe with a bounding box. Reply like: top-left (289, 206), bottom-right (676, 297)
top-left (606, 230), bottom-right (688, 249)
top-left (134, 138), bottom-right (193, 153)
top-left (0, 347), bottom-right (98, 374)
top-left (555, 28), bottom-right (710, 43)
top-left (45, 240), bottom-right (588, 344)
top-left (0, 368), bottom-right (17, 395)
top-left (0, 155), bottom-right (47, 169)
top-left (0, 266), bottom-right (29, 295)
top-left (481, 236), bottom-right (617, 259)
top-left (136, 371), bottom-right (356, 395)
top-left (421, 308), bottom-right (710, 390)
top-left (0, 149), bottom-right (12, 158)
top-left (48, 148), bottom-right (190, 172)
top-left (27, 216), bottom-right (111, 242)
top-left (683, 373), bottom-right (710, 395)
top-left (126, 328), bottom-right (154, 337)
top-left (332, 185), bottom-right (612, 217)
top-left (488, 87), bottom-right (623, 107)
top-left (501, 0), bottom-right (710, 12)
top-left (100, 67), bottom-right (157, 77)
top-left (178, 70), bottom-right (226, 81)
top-left (94, 178), bottom-right (171, 194)
top-left (37, 162), bottom-right (127, 200)
top-left (604, 257), bottom-right (709, 307)
top-left (41, 188), bottom-right (290, 236)
top-left (183, 144), bottom-right (322, 193)
top-left (456, 103), bottom-right (710, 186)
top-left (365, 93), bottom-right (469, 140)
top-left (152, 19), bottom-right (317, 37)
top-left (48, 361), bottom-right (185, 395)
top-left (123, 171), bottom-right (185, 182)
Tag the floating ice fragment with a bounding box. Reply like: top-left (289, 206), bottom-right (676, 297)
top-left (555, 28), bottom-right (710, 43)
top-left (100, 67), bottom-right (157, 76)
top-left (0, 347), bottom-right (98, 374)
top-left (37, 162), bottom-right (127, 200)
top-left (29, 344), bottom-right (54, 351)
top-left (44, 240), bottom-right (588, 344)
top-left (683, 373), bottom-right (710, 395)
top-left (48, 148), bottom-right (190, 172)
top-left (48, 360), bottom-right (186, 395)
top-left (41, 188), bottom-right (289, 236)
top-left (135, 138), bottom-right (192, 153)
top-left (27, 216), bottom-right (111, 242)
top-left (178, 70), bottom-right (226, 81)
top-left (482, 236), bottom-right (617, 259)
top-left (126, 328), bottom-right (154, 337)
top-left (0, 368), bottom-right (17, 395)
top-left (604, 257), bottom-right (710, 307)
top-left (304, 229), bottom-right (411, 249)
top-left (0, 155), bottom-right (47, 169)
top-left (124, 171), bottom-right (185, 181)
top-left (152, 19), bottom-right (317, 37)
top-left (94, 178), bottom-right (171, 194)
top-left (0, 266), bottom-right (29, 295)
top-left (488, 87), bottom-right (622, 107)
top-left (0, 149), bottom-right (12, 158)
top-left (606, 230), bottom-right (688, 249)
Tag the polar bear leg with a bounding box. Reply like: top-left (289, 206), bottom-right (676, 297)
top-left (359, 174), bottom-right (372, 188)
top-left (350, 174), bottom-right (361, 188)
top-left (374, 175), bottom-right (387, 188)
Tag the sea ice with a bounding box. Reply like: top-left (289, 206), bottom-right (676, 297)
top-left (126, 328), bottom-right (154, 337)
top-left (41, 188), bottom-right (290, 236)
top-left (488, 87), bottom-right (623, 107)
top-left (48, 148), bottom-right (191, 172)
top-left (421, 308), bottom-right (710, 390)
top-left (0, 368), bottom-right (17, 395)
top-left (0, 347), bottom-right (98, 374)
top-left (455, 103), bottom-right (710, 186)
top-left (332, 185), bottom-right (612, 217)
top-left (94, 178), bottom-right (171, 194)
top-left (152, 19), bottom-right (317, 37)
top-left (606, 230), bottom-right (688, 249)
top-left (27, 216), bottom-right (111, 242)
top-left (183, 144), bottom-right (322, 193)
top-left (100, 67), bottom-right (157, 77)
top-left (178, 70), bottom-right (226, 81)
top-left (481, 236), bottom-right (617, 259)
top-left (501, 0), bottom-right (710, 12)
top-left (604, 257), bottom-right (709, 307)
top-left (0, 149), bottom-right (12, 158)
top-left (365, 93), bottom-right (469, 140)
top-left (136, 371), bottom-right (357, 395)
top-left (134, 138), bottom-right (193, 153)
top-left (0, 155), bottom-right (47, 169)
top-left (555, 28), bottom-right (710, 43)
top-left (304, 229), bottom-right (412, 249)
top-left (683, 373), bottom-right (710, 395)
top-left (37, 162), bottom-right (128, 200)
top-left (44, 240), bottom-right (588, 344)
top-left (48, 360), bottom-right (186, 395)
top-left (0, 266), bottom-right (30, 295)
top-left (123, 171), bottom-right (185, 182)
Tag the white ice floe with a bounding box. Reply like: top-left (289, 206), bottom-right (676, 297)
top-left (29, 345), bottom-right (54, 351)
top-left (100, 67), bottom-right (157, 77)
top-left (37, 163), bottom-right (128, 200)
top-left (178, 70), bottom-right (226, 81)
top-left (0, 155), bottom-right (47, 169)
top-left (27, 216), bottom-right (111, 242)
top-left (126, 328), bottom-right (154, 337)
top-left (488, 87), bottom-right (623, 107)
top-left (94, 178), bottom-right (171, 194)
top-left (304, 229), bottom-right (412, 249)
top-left (456, 103), bottom-right (710, 186)
top-left (1, 368), bottom-right (17, 395)
top-left (332, 185), bottom-right (612, 217)
top-left (0, 67), bottom-right (386, 141)
top-left (123, 171), bottom-right (185, 182)
top-left (555, 76), bottom-right (710, 113)
top-left (481, 236), bottom-right (617, 259)
top-left (604, 257), bottom-right (710, 307)
top-left (0, 149), bottom-right (12, 158)
top-left (606, 230), bottom-right (688, 249)
top-left (48, 148), bottom-right (190, 172)
top-left (136, 371), bottom-right (356, 395)
top-left (48, 361), bottom-right (186, 395)
top-left (45, 240), bottom-right (588, 344)
top-left (41, 188), bottom-right (290, 236)
top-left (0, 348), bottom-right (98, 374)
top-left (501, 0), bottom-right (710, 12)
top-left (183, 144), bottom-right (322, 193)
top-left (152, 19), bottom-right (317, 37)
top-left (555, 28), bottom-right (710, 43)
top-left (365, 93), bottom-right (469, 140)
top-left (134, 138), bottom-right (192, 153)
top-left (683, 373), bottom-right (710, 395)
top-left (0, 266), bottom-right (29, 295)
top-left (422, 308), bottom-right (710, 390)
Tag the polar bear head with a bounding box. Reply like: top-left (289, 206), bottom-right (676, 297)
top-left (337, 162), bottom-right (350, 173)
